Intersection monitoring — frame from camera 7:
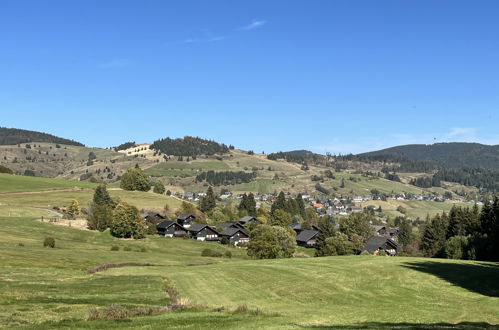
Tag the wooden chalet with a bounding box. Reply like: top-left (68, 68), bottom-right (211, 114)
top-left (295, 229), bottom-right (319, 248)
top-left (238, 216), bottom-right (260, 226)
top-left (363, 236), bottom-right (398, 256)
top-left (219, 228), bottom-right (249, 245)
top-left (177, 213), bottom-right (196, 228)
top-left (186, 224), bottom-right (219, 241)
top-left (156, 220), bottom-right (188, 238)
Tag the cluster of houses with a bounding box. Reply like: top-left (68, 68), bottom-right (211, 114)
top-left (145, 212), bottom-right (400, 256)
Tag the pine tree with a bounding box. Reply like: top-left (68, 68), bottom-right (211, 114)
top-left (315, 217), bottom-right (337, 257)
top-left (271, 191), bottom-right (286, 216)
top-left (246, 193), bottom-right (257, 216)
top-left (93, 185), bottom-right (114, 206)
top-left (296, 193), bottom-right (305, 217)
top-left (199, 187), bottom-right (216, 213)
top-left (398, 220), bottom-right (412, 249)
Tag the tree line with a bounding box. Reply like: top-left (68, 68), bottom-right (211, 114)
top-left (421, 200), bottom-right (499, 261)
top-left (0, 127), bottom-right (84, 146)
top-left (149, 136), bottom-right (229, 156)
top-left (195, 170), bottom-right (256, 186)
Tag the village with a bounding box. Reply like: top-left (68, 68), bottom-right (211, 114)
top-left (148, 212), bottom-right (399, 257)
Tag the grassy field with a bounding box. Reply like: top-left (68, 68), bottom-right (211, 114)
top-left (1, 213), bottom-right (499, 329)
top-left (0, 173), bottom-right (97, 193)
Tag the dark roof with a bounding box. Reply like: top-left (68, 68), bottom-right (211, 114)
top-left (142, 212), bottom-right (165, 219)
top-left (220, 228), bottom-right (248, 237)
top-left (217, 222), bottom-right (243, 229)
top-left (177, 213), bottom-right (195, 221)
top-left (239, 216), bottom-right (257, 223)
top-left (290, 223), bottom-right (320, 231)
top-left (186, 223), bottom-right (219, 234)
top-left (156, 220), bottom-right (176, 229)
top-left (364, 236), bottom-right (398, 253)
top-left (373, 225), bottom-right (386, 232)
top-left (296, 230), bottom-right (319, 243)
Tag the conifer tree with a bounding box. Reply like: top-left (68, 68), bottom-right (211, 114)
top-left (315, 216), bottom-right (337, 257)
top-left (199, 187), bottom-right (216, 213)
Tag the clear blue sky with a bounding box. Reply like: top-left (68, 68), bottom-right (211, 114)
top-left (1, 0), bottom-right (499, 153)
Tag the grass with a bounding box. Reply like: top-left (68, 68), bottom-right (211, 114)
top-left (0, 173), bottom-right (97, 193)
top-left (1, 213), bottom-right (499, 328)
top-left (0, 188), bottom-right (184, 216)
top-left (145, 161), bottom-right (230, 177)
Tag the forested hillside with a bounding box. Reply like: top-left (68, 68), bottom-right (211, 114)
top-left (359, 142), bottom-right (499, 169)
top-left (149, 136), bottom-right (230, 156)
top-left (0, 127), bottom-right (84, 146)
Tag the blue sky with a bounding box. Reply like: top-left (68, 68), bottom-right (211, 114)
top-left (1, 0), bottom-right (499, 154)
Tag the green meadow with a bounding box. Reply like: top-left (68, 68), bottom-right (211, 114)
top-left (0, 173), bottom-right (97, 193)
top-left (1, 174), bottom-right (498, 329)
top-left (1, 216), bottom-right (498, 329)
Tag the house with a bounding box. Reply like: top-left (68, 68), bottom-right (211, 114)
top-left (142, 212), bottom-right (165, 223)
top-left (289, 223), bottom-right (320, 235)
top-left (216, 221), bottom-right (244, 230)
top-left (156, 221), bottom-right (188, 237)
top-left (373, 225), bottom-right (387, 236)
top-left (389, 228), bottom-right (398, 238)
top-left (219, 228), bottom-right (249, 245)
top-left (296, 229), bottom-right (319, 248)
top-left (349, 206), bottom-right (363, 213)
top-left (177, 213), bottom-right (196, 228)
top-left (364, 236), bottom-right (398, 256)
top-left (238, 216), bottom-right (260, 226)
top-left (186, 224), bottom-right (219, 241)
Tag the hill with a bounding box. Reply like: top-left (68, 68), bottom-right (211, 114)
top-left (1, 213), bottom-right (498, 328)
top-left (359, 142), bottom-right (499, 169)
top-left (0, 127), bottom-right (84, 146)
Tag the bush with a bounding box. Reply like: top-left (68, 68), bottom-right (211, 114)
top-left (123, 246), bottom-right (132, 251)
top-left (220, 237), bottom-right (229, 245)
top-left (139, 247), bottom-right (147, 253)
top-left (378, 249), bottom-right (387, 256)
top-left (110, 245), bottom-right (120, 251)
top-left (18, 242), bottom-right (25, 247)
top-left (43, 237), bottom-right (55, 248)
top-left (201, 248), bottom-right (223, 257)
top-left (224, 250), bottom-right (232, 258)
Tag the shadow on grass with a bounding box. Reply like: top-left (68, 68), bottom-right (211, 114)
top-left (402, 260), bottom-right (499, 297)
top-left (297, 322), bottom-right (499, 329)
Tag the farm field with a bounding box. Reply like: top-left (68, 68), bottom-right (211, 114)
top-left (1, 215), bottom-right (499, 329)
top-left (0, 173), bottom-right (497, 329)
top-left (0, 173), bottom-right (97, 193)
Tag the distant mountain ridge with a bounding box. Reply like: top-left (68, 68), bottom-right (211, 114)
top-left (358, 142), bottom-right (499, 169)
top-left (0, 127), bottom-right (84, 146)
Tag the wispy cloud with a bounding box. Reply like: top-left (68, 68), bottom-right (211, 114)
top-left (240, 20), bottom-right (267, 31)
top-left (99, 59), bottom-right (133, 69)
top-left (181, 35), bottom-right (228, 44)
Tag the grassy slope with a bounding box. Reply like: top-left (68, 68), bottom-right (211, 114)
top-left (0, 173), bottom-right (97, 193)
top-left (1, 215), bottom-right (499, 329)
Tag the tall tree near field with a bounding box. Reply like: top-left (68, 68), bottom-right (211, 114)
top-left (315, 216), bottom-right (337, 257)
top-left (87, 185), bottom-right (115, 231)
top-left (110, 201), bottom-right (146, 239)
top-left (199, 187), bottom-right (216, 213)
top-left (247, 225), bottom-right (296, 259)
top-left (421, 214), bottom-right (449, 257)
top-left (398, 220), bottom-right (413, 249)
top-left (93, 185), bottom-right (114, 206)
top-left (153, 179), bottom-right (165, 194)
top-left (120, 167), bottom-right (151, 191)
